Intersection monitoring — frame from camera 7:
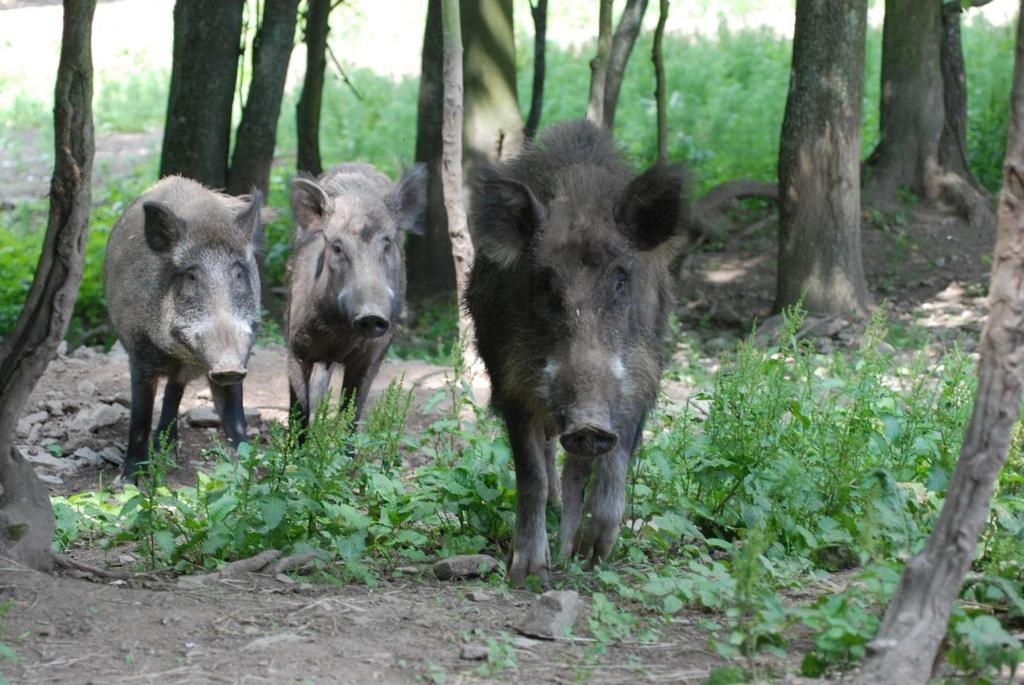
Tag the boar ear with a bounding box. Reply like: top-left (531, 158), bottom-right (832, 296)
top-left (615, 164), bottom-right (687, 252)
top-left (471, 166), bottom-right (545, 269)
top-left (235, 188), bottom-right (264, 242)
top-left (390, 163), bottom-right (428, 235)
top-left (143, 201), bottom-right (185, 253)
top-left (291, 176), bottom-right (333, 233)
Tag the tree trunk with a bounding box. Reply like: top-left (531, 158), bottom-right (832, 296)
top-left (652, 0), bottom-right (669, 163)
top-left (407, 0), bottom-right (454, 305)
top-left (774, 0), bottom-right (870, 317)
top-left (462, 0), bottom-right (524, 168)
top-left (856, 12), bottom-right (1024, 682)
top-left (296, 0), bottom-right (331, 176)
top-left (586, 0), bottom-right (614, 129)
top-left (160, 0), bottom-right (244, 187)
top-left (604, 0), bottom-right (649, 130)
top-left (867, 0), bottom-right (992, 228)
top-left (0, 0), bottom-right (96, 571)
top-left (440, 0), bottom-right (475, 354)
top-left (524, 0), bottom-right (548, 140)
top-left (408, 0), bottom-right (523, 305)
top-left (227, 0), bottom-right (299, 196)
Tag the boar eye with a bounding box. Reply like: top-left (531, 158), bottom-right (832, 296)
top-left (382, 237), bottom-right (393, 255)
top-left (330, 241), bottom-right (343, 256)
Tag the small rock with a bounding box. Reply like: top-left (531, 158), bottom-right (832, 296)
top-left (433, 554), bottom-right (499, 581)
top-left (111, 393), bottom-right (130, 408)
top-left (960, 337), bottom-right (978, 353)
top-left (186, 407), bottom-right (220, 428)
top-left (459, 643), bottom-right (489, 661)
top-left (77, 380), bottom-right (98, 397)
top-left (195, 388), bottom-right (212, 401)
top-left (71, 404), bottom-right (127, 432)
top-left (99, 446), bottom-right (124, 467)
top-left (72, 447), bottom-right (103, 467)
top-left (21, 411), bottom-right (49, 426)
top-left (37, 473), bottom-right (64, 486)
top-left (512, 636), bottom-right (542, 649)
top-left (704, 336), bottom-right (731, 353)
top-left (43, 399), bottom-right (65, 415)
top-left (876, 342), bottom-right (896, 356)
top-left (276, 573), bottom-right (296, 585)
top-left (56, 341), bottom-right (68, 357)
top-left (467, 590), bottom-right (491, 602)
top-left (814, 338), bottom-right (834, 355)
top-left (20, 447), bottom-right (77, 473)
top-left (516, 590), bottom-right (582, 640)
top-left (26, 423), bottom-right (41, 444)
top-left (69, 346), bottom-right (99, 360)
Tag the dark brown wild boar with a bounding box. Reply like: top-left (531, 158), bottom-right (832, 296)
top-left (286, 163), bottom-right (426, 429)
top-left (466, 120), bottom-right (687, 587)
top-left (104, 176), bottom-right (266, 479)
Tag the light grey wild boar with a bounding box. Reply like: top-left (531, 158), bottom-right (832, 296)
top-left (287, 162), bottom-right (427, 430)
top-left (104, 176), bottom-right (266, 479)
top-left (466, 120), bottom-right (688, 587)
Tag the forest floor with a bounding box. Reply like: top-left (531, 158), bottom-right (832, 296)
top-left (0, 123), bottom-right (1001, 683)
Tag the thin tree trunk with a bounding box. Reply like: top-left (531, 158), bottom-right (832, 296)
top-left (524, 0), bottom-right (548, 140)
top-left (227, 0), bottom-right (299, 196)
top-left (586, 0), bottom-right (613, 129)
top-left (604, 0), bottom-right (649, 130)
top-left (407, 0), bottom-right (454, 305)
top-left (774, 0), bottom-right (870, 317)
top-left (440, 0), bottom-right (474, 353)
top-left (0, 0), bottom-right (96, 571)
top-left (296, 0), bottom-right (331, 176)
top-left (855, 8), bottom-right (1024, 683)
top-left (652, 0), bottom-right (669, 163)
top-left (160, 0), bottom-right (244, 187)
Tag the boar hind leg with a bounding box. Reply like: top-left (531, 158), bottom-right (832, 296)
top-left (153, 379), bottom-right (186, 459)
top-left (578, 412), bottom-right (646, 567)
top-left (558, 454), bottom-right (593, 562)
top-left (211, 381), bottom-right (247, 447)
top-left (545, 439), bottom-right (561, 510)
top-left (506, 409), bottom-right (552, 588)
top-left (308, 361), bottom-right (334, 421)
top-left (341, 354), bottom-right (384, 424)
top-left (124, 362), bottom-right (159, 480)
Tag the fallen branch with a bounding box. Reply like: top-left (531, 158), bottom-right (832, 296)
top-left (217, 549), bottom-right (281, 578)
top-left (272, 552), bottom-right (320, 576)
top-left (54, 555), bottom-right (127, 580)
top-left (691, 179), bottom-right (778, 241)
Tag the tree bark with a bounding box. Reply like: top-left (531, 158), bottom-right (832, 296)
top-left (652, 0), bottom-right (669, 163)
top-left (296, 0), bottom-right (331, 176)
top-left (774, 0), bottom-right (870, 318)
top-left (160, 0), bottom-right (244, 187)
top-left (524, 0), bottom-right (548, 140)
top-left (407, 0), bottom-right (454, 305)
top-left (227, 0), bottom-right (299, 196)
top-left (440, 0), bottom-right (475, 353)
top-left (586, 0), bottom-right (614, 129)
top-left (462, 0), bottom-right (524, 168)
top-left (604, 0), bottom-right (649, 130)
top-left (0, 0), bottom-right (96, 571)
top-left (856, 12), bottom-right (1024, 682)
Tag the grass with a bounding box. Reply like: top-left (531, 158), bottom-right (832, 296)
top-left (49, 307), bottom-right (1024, 680)
top-left (0, 17), bottom-right (1014, 346)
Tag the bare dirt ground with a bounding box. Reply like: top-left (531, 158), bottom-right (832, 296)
top-left (1, 125), bottom-right (998, 683)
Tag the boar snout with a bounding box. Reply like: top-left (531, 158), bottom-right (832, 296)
top-left (559, 407), bottom-right (618, 457)
top-left (353, 313), bottom-right (391, 338)
top-left (208, 368), bottom-right (247, 385)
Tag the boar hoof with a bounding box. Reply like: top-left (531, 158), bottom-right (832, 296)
top-left (507, 548), bottom-right (551, 590)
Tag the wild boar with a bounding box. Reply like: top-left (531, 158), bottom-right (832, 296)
top-left (286, 163), bottom-right (426, 429)
top-left (104, 176), bottom-right (265, 478)
top-left (466, 120), bottom-right (687, 586)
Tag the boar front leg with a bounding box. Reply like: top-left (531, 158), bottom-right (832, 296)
top-left (308, 361), bottom-right (334, 421)
top-left (153, 379), bottom-right (186, 459)
top-left (577, 411), bottom-right (646, 567)
top-left (288, 353), bottom-right (312, 432)
top-left (211, 381), bottom-right (247, 447)
top-left (506, 407), bottom-right (552, 588)
top-left (545, 438), bottom-right (561, 510)
top-left (124, 361), bottom-right (158, 480)
top-left (558, 453), bottom-right (594, 562)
